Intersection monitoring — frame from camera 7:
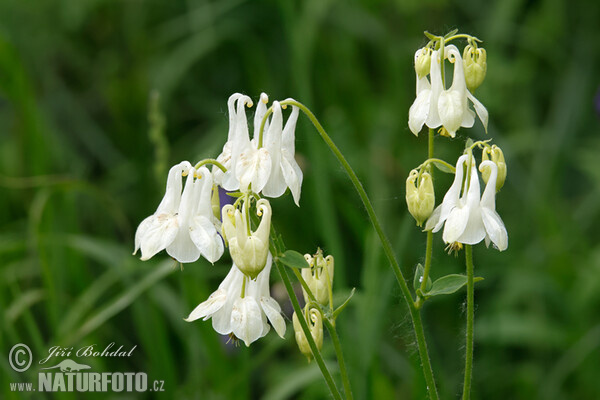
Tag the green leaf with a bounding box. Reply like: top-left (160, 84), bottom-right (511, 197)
top-left (413, 264), bottom-right (432, 291)
top-left (432, 160), bottom-right (455, 174)
top-left (277, 250), bottom-right (310, 269)
top-left (423, 274), bottom-right (484, 297)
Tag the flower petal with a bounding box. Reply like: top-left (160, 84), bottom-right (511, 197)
top-left (185, 289), bottom-right (227, 322)
top-left (260, 296), bottom-right (286, 338)
top-left (231, 297), bottom-right (264, 347)
top-left (481, 208), bottom-right (508, 251)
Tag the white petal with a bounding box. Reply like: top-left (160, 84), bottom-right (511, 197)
top-left (425, 50), bottom-right (443, 129)
top-left (438, 90), bottom-right (465, 137)
top-left (262, 102), bottom-right (287, 198)
top-left (138, 214), bottom-right (179, 260)
top-left (424, 204), bottom-right (442, 231)
top-left (231, 297), bottom-right (264, 347)
top-left (261, 297), bottom-right (286, 338)
top-left (455, 205), bottom-right (486, 245)
top-left (185, 289), bottom-right (227, 322)
top-left (236, 147), bottom-right (272, 193)
top-left (280, 155), bottom-right (303, 206)
top-left (442, 206), bottom-right (470, 243)
top-left (166, 229), bottom-right (201, 263)
top-left (433, 155), bottom-right (469, 232)
top-left (189, 216), bottom-right (224, 263)
top-left (408, 84), bottom-right (432, 136)
top-left (481, 208), bottom-right (508, 251)
top-left (467, 90), bottom-right (488, 133)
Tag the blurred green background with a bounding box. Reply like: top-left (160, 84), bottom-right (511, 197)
top-left (1, 0), bottom-right (600, 398)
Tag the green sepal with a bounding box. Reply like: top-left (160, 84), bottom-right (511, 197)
top-left (413, 264), bottom-right (433, 292)
top-left (277, 250), bottom-right (310, 269)
top-left (423, 274), bottom-right (483, 297)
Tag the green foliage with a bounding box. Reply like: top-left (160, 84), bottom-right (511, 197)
top-left (277, 250), bottom-right (310, 269)
top-left (1, 0), bottom-right (600, 399)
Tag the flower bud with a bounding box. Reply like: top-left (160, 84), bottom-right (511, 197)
top-left (481, 145), bottom-right (507, 191)
top-left (222, 198), bottom-right (272, 279)
top-left (415, 47), bottom-right (432, 79)
top-left (293, 307), bottom-right (323, 361)
top-left (406, 169), bottom-right (435, 227)
top-left (302, 250), bottom-right (334, 306)
top-left (463, 45), bottom-right (487, 92)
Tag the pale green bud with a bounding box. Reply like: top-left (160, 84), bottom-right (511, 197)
top-left (415, 47), bottom-right (432, 79)
top-left (293, 307), bottom-right (323, 362)
top-left (463, 45), bottom-right (487, 92)
top-left (406, 169), bottom-right (435, 227)
top-left (302, 250), bottom-right (334, 306)
top-left (211, 185), bottom-right (221, 220)
top-left (481, 145), bottom-right (507, 191)
top-left (222, 199), bottom-right (272, 279)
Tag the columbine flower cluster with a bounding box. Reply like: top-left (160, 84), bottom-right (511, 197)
top-left (408, 44), bottom-right (488, 138)
top-left (405, 33), bottom-right (508, 253)
top-left (134, 92), bottom-right (303, 346)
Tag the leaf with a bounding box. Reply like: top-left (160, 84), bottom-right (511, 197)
top-left (277, 250), bottom-right (309, 269)
top-left (333, 287), bottom-right (356, 318)
top-left (413, 264), bottom-right (432, 291)
top-left (432, 160), bottom-right (455, 174)
top-left (423, 274), bottom-right (484, 297)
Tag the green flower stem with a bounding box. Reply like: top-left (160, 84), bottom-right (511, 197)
top-left (462, 244), bottom-right (475, 400)
top-left (292, 265), bottom-right (352, 398)
top-left (282, 100), bottom-right (439, 400)
top-left (271, 252), bottom-right (342, 400)
top-left (193, 158), bottom-right (227, 172)
top-left (415, 231), bottom-right (434, 309)
top-left (323, 318), bottom-right (354, 400)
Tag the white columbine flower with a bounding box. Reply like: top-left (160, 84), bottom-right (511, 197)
top-left (221, 198), bottom-right (272, 279)
top-left (425, 154), bottom-right (508, 251)
top-left (409, 45), bottom-right (488, 137)
top-left (185, 253), bottom-right (286, 347)
top-left (133, 161), bottom-right (191, 261)
top-left (437, 45), bottom-right (488, 138)
top-left (134, 163), bottom-right (224, 263)
top-left (479, 160), bottom-right (508, 250)
top-left (213, 93), bottom-right (303, 203)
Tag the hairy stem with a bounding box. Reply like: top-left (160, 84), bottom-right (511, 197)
top-left (462, 244), bottom-right (475, 400)
top-left (323, 318), bottom-right (353, 400)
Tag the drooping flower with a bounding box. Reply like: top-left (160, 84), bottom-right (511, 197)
top-left (479, 161), bottom-right (508, 250)
top-left (441, 155), bottom-right (486, 245)
top-left (409, 45), bottom-right (488, 137)
top-left (425, 154), bottom-right (469, 233)
top-left (212, 93), bottom-right (303, 203)
top-left (221, 198), bottom-right (272, 279)
top-left (185, 253), bottom-right (286, 346)
top-left (133, 161), bottom-right (191, 261)
top-left (425, 154), bottom-right (508, 251)
top-left (134, 163), bottom-right (224, 263)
